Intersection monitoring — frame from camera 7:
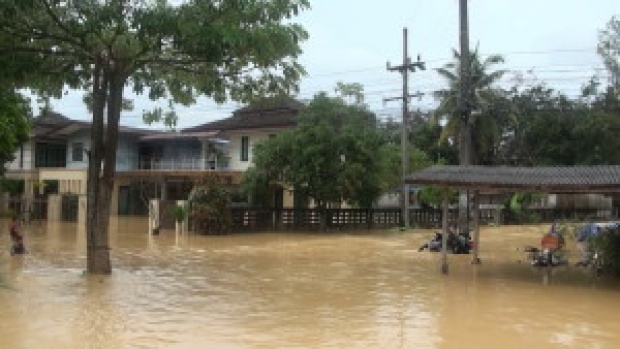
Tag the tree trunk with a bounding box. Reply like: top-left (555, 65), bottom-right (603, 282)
top-left (85, 64), bottom-right (125, 274)
top-left (86, 63), bottom-right (110, 273)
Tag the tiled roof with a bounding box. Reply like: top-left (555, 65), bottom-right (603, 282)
top-left (406, 165), bottom-right (620, 193)
top-left (35, 111), bottom-right (72, 125)
top-left (183, 98), bottom-right (303, 132)
top-left (33, 111), bottom-right (157, 139)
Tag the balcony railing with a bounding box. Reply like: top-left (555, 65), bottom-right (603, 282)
top-left (138, 157), bottom-right (230, 171)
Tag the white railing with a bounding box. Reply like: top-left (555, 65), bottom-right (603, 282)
top-left (138, 157), bottom-right (230, 171)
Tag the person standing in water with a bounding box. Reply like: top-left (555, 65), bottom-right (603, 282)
top-left (9, 214), bottom-right (26, 255)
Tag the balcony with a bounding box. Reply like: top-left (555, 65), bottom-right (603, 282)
top-left (138, 157), bottom-right (230, 171)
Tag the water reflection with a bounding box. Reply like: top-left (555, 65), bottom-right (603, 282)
top-left (0, 218), bottom-right (619, 349)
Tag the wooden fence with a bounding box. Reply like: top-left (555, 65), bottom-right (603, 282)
top-left (229, 208), bottom-right (402, 231)
top-left (156, 203), bottom-right (620, 232)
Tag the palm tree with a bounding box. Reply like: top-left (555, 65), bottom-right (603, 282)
top-left (433, 47), bottom-right (507, 165)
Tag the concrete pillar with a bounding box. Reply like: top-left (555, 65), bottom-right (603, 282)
top-left (160, 179), bottom-right (168, 201)
top-left (47, 194), bottom-right (61, 221)
top-left (441, 193), bottom-right (449, 275)
top-left (148, 199), bottom-right (160, 235)
top-left (78, 195), bottom-right (87, 224)
top-left (472, 190), bottom-right (481, 264)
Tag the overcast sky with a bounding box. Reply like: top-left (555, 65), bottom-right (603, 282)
top-left (38, 0), bottom-right (618, 129)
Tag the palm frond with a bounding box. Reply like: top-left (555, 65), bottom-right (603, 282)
top-left (435, 67), bottom-right (458, 81)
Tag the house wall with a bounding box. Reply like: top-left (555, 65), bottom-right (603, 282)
top-left (6, 140), bottom-right (34, 171)
top-left (226, 128), bottom-right (283, 172)
top-left (65, 130), bottom-right (90, 169)
top-left (65, 130), bottom-right (142, 171)
top-left (38, 168), bottom-right (87, 194)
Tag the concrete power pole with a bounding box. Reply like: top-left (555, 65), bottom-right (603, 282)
top-left (458, 0), bottom-right (472, 234)
top-left (459, 0), bottom-right (471, 165)
top-left (385, 27), bottom-right (425, 228)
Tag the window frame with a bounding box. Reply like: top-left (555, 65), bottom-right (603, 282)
top-left (240, 136), bottom-right (249, 162)
top-left (72, 142), bottom-right (84, 162)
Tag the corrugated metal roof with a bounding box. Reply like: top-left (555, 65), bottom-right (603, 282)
top-left (405, 165), bottom-right (620, 193)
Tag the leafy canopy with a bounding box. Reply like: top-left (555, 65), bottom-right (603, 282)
top-left (0, 89), bottom-right (31, 175)
top-left (433, 47), bottom-right (507, 164)
top-left (0, 0), bottom-right (310, 125)
top-left (246, 93), bottom-right (387, 209)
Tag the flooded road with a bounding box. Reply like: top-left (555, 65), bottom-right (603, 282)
top-left (0, 217), bottom-right (619, 349)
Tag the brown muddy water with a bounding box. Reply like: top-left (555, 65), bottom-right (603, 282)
top-left (0, 217), bottom-right (619, 349)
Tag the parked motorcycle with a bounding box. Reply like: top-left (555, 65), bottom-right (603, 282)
top-left (419, 230), bottom-right (473, 254)
top-left (523, 245), bottom-right (566, 267)
top-left (523, 223), bottom-right (567, 267)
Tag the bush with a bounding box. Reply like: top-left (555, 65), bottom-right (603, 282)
top-left (189, 175), bottom-right (232, 235)
top-left (171, 204), bottom-right (188, 223)
top-left (589, 227), bottom-right (620, 276)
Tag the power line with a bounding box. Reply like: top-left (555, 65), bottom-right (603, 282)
top-left (301, 47), bottom-right (600, 80)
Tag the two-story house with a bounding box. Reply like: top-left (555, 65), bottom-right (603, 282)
top-left (2, 99), bottom-right (303, 221)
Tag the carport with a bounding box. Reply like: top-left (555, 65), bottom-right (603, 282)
top-left (406, 165), bottom-right (620, 274)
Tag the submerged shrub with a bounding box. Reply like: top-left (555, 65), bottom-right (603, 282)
top-left (189, 175), bottom-right (232, 235)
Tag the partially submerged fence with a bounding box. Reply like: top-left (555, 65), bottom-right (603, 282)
top-left (154, 202), bottom-right (619, 232)
top-left (229, 208), bottom-right (401, 231)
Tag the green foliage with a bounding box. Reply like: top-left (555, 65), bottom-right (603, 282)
top-left (417, 185), bottom-right (458, 208)
top-left (240, 167), bottom-right (271, 207)
top-left (597, 16), bottom-right (620, 90)
top-left (0, 178), bottom-right (23, 195)
top-left (374, 141), bottom-right (434, 194)
top-left (0, 89), bottom-right (30, 174)
top-left (499, 83), bottom-right (620, 166)
top-left (335, 82), bottom-right (365, 105)
top-left (589, 227), bottom-right (620, 276)
top-left (414, 157), bottom-right (458, 208)
top-left (0, 0), bottom-right (310, 124)
top-left (409, 111), bottom-right (459, 165)
top-left (171, 204), bottom-right (188, 223)
top-left (189, 175), bottom-right (232, 235)
top-left (249, 92), bottom-right (386, 209)
top-left (506, 193), bottom-right (543, 224)
top-left (433, 47), bottom-right (506, 164)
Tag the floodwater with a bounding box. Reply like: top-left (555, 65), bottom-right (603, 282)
top-left (0, 218), bottom-right (619, 349)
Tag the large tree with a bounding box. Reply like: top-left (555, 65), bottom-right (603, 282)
top-left (244, 93), bottom-right (386, 218)
top-left (0, 0), bottom-right (309, 273)
top-left (501, 83), bottom-right (620, 166)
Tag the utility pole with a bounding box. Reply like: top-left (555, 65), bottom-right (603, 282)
top-left (385, 27), bottom-right (425, 228)
top-left (458, 0), bottom-right (472, 236)
top-left (458, 0), bottom-right (471, 166)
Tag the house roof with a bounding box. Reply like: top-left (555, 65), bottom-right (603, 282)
top-left (405, 165), bottom-right (620, 193)
top-left (33, 111), bottom-right (157, 139)
top-left (33, 111), bottom-right (74, 139)
top-left (35, 111), bottom-right (72, 126)
top-left (183, 98), bottom-right (303, 133)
